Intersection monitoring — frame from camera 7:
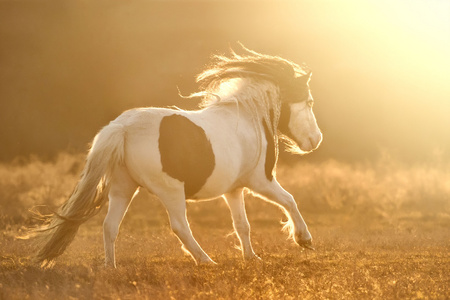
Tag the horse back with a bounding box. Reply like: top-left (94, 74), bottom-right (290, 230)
top-left (115, 107), bottom-right (258, 199)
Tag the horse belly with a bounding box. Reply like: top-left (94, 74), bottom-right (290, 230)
top-left (190, 167), bottom-right (239, 199)
top-left (189, 138), bottom-right (243, 199)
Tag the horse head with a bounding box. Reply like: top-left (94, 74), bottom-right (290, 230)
top-left (279, 71), bottom-right (322, 153)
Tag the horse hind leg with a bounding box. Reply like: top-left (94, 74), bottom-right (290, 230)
top-left (103, 165), bottom-right (138, 268)
top-left (223, 189), bottom-right (259, 261)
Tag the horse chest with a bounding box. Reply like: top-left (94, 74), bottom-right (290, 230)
top-left (158, 114), bottom-right (215, 198)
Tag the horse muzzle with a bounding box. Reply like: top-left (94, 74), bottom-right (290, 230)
top-left (300, 133), bottom-right (322, 152)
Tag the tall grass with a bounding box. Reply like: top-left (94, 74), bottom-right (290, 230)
top-left (1, 152), bottom-right (448, 230)
top-left (0, 153), bottom-right (83, 227)
top-left (0, 153), bottom-right (449, 299)
top-left (278, 155), bottom-right (450, 225)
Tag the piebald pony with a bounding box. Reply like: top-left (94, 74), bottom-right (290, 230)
top-left (28, 46), bottom-right (322, 268)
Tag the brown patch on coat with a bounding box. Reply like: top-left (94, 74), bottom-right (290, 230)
top-left (158, 114), bottom-right (215, 198)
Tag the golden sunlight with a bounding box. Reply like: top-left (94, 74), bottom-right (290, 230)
top-left (0, 1), bottom-right (449, 299)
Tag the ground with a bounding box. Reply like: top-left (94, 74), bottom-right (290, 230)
top-left (0, 154), bottom-right (449, 299)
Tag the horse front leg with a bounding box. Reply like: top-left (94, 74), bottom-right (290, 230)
top-left (249, 179), bottom-right (314, 250)
top-left (223, 189), bottom-right (260, 261)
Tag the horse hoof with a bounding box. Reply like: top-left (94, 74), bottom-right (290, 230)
top-left (299, 239), bottom-right (315, 251)
top-left (245, 254), bottom-right (262, 262)
top-left (198, 259), bottom-right (217, 266)
top-left (104, 263), bottom-right (117, 269)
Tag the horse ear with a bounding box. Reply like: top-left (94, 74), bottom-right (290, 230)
top-left (306, 71), bottom-right (312, 84)
top-left (297, 72), bottom-right (312, 85)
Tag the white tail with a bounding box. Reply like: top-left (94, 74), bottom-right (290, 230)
top-left (29, 122), bottom-right (125, 267)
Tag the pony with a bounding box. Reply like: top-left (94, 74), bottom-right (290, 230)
top-left (27, 45), bottom-right (322, 268)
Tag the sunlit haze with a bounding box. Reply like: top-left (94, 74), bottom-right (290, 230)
top-left (0, 0), bottom-right (449, 161)
top-left (0, 1), bottom-right (449, 298)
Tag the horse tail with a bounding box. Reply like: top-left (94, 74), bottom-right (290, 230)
top-left (30, 121), bottom-right (126, 267)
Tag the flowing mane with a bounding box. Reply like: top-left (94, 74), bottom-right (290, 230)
top-left (197, 45), bottom-right (308, 97)
top-left (192, 45), bottom-right (311, 156)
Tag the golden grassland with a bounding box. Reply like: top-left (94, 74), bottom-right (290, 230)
top-left (0, 153), bottom-right (449, 299)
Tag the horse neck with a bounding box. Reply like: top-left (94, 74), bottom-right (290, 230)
top-left (212, 78), bottom-right (281, 134)
top-left (206, 82), bottom-right (281, 168)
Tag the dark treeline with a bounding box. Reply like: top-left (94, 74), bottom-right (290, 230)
top-left (1, 0), bottom-right (449, 162)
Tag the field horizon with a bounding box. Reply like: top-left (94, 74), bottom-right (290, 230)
top-left (0, 153), bottom-right (448, 299)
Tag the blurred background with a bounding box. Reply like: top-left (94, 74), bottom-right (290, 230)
top-left (0, 5), bottom-right (449, 297)
top-left (1, 0), bottom-right (449, 162)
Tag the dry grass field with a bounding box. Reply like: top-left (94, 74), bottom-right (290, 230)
top-left (0, 153), bottom-right (449, 299)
